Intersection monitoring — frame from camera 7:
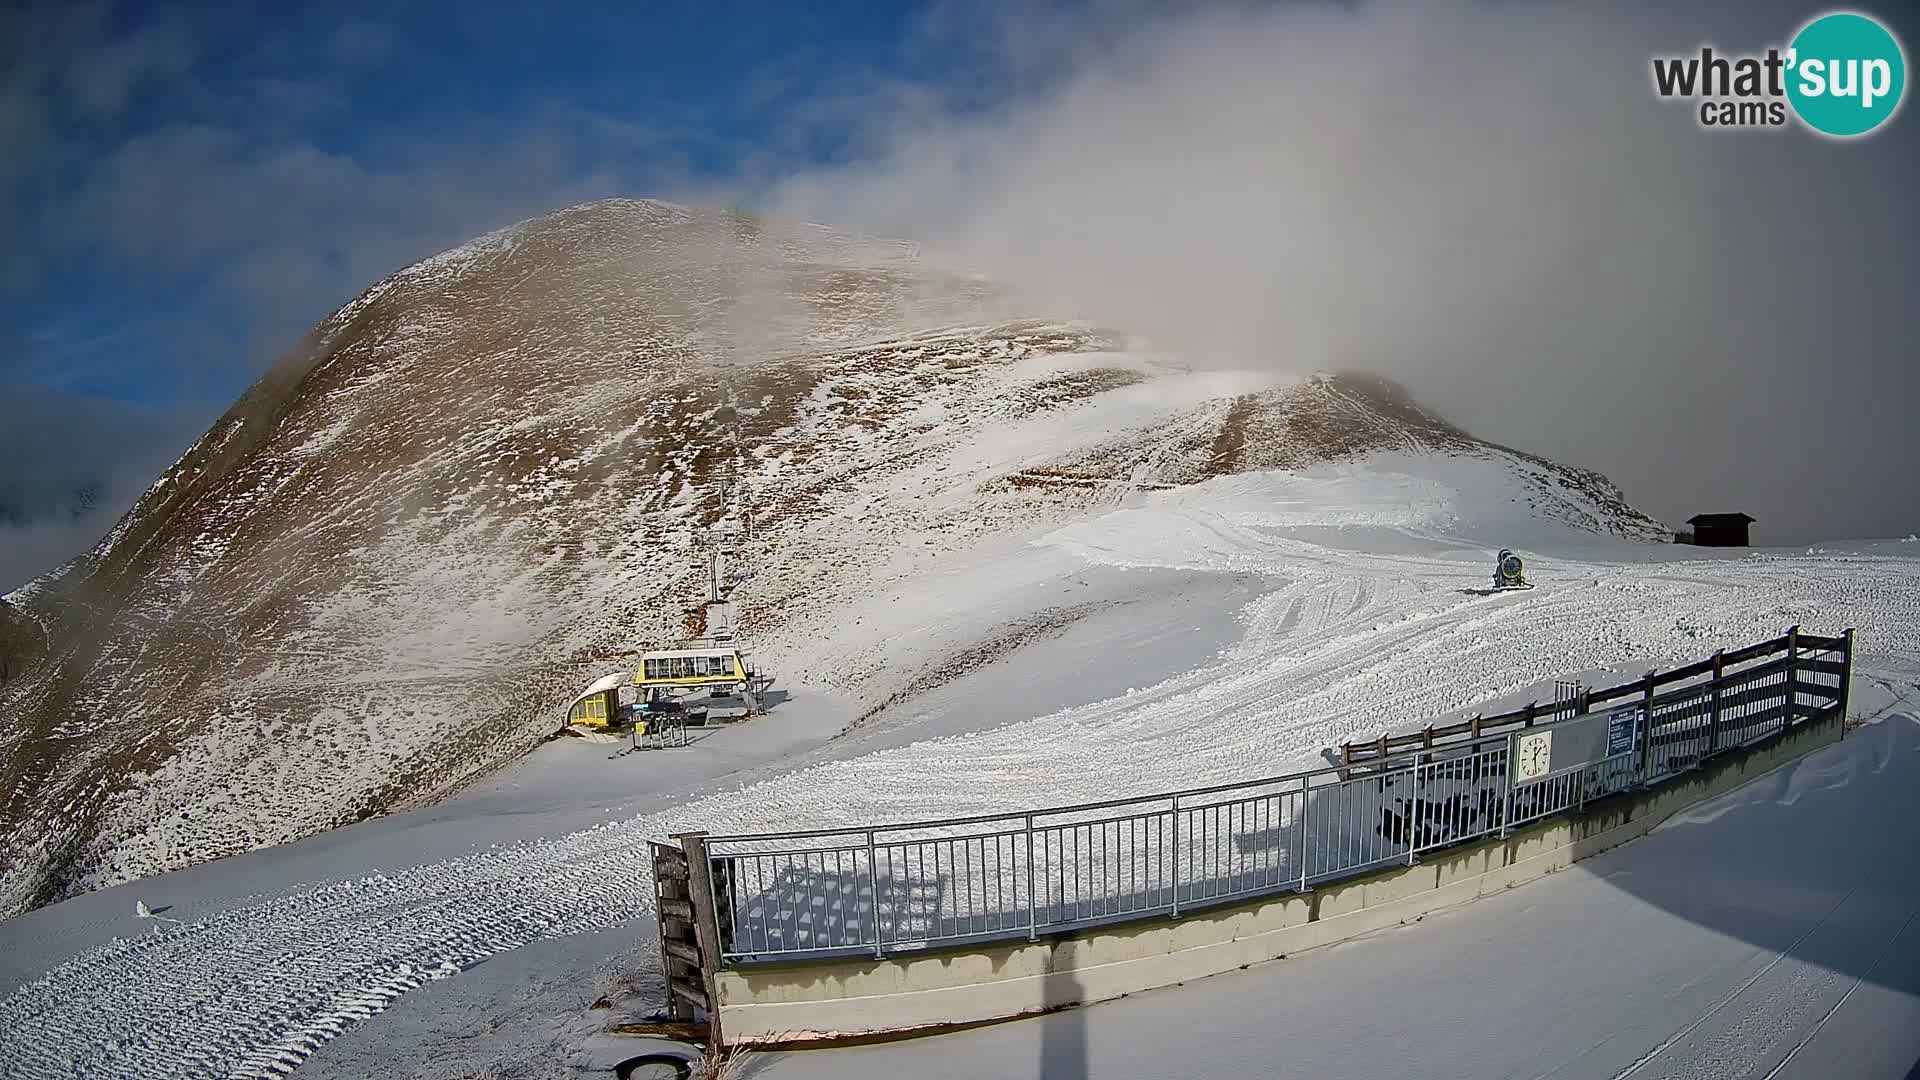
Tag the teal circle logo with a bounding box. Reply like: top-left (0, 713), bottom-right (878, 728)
top-left (1786, 11), bottom-right (1907, 137)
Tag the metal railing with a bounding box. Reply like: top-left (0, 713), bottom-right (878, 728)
top-left (668, 628), bottom-right (1852, 966)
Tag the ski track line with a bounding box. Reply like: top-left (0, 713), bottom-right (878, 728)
top-left (3, 530), bottom-right (1918, 1078)
top-left (1609, 889), bottom-right (1858, 1080)
top-left (1760, 903), bottom-right (1920, 1080)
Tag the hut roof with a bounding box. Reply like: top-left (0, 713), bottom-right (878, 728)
top-left (564, 670), bottom-right (629, 713)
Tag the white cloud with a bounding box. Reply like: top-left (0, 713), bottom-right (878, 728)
top-left (757, 0), bottom-right (1920, 542)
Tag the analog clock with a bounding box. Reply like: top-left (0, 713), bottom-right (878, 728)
top-left (1515, 731), bottom-right (1553, 783)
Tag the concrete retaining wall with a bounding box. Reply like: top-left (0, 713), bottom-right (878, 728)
top-left (717, 708), bottom-right (1844, 1044)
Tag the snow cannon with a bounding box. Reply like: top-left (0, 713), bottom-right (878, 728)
top-left (1493, 549), bottom-right (1531, 590)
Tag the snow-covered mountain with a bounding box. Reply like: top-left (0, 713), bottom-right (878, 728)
top-left (0, 199), bottom-right (1666, 915)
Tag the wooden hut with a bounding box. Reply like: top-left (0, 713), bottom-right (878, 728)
top-left (1685, 513), bottom-right (1753, 547)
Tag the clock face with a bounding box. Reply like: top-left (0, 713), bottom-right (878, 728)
top-left (1514, 731), bottom-right (1553, 783)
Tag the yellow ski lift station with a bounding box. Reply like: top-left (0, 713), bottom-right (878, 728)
top-left (637, 646), bottom-right (749, 690)
top-left (563, 671), bottom-right (627, 729)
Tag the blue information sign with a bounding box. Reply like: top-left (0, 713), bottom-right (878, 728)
top-left (1606, 706), bottom-right (1640, 757)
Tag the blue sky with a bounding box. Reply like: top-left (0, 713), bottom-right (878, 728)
top-left (1, 0), bottom-right (1084, 585)
top-left (3, 2), bottom-right (1002, 407)
top-left (3, 0), bottom-right (1918, 588)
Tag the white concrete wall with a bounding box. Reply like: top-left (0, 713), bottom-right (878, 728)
top-left (717, 711), bottom-right (1843, 1045)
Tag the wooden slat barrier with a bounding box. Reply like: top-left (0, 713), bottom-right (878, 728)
top-left (1339, 627), bottom-right (1851, 766)
top-left (1801, 659), bottom-right (1849, 679)
top-left (651, 836), bottom-right (728, 1046)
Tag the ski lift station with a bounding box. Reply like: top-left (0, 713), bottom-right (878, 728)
top-left (560, 523), bottom-right (773, 735)
top-left (636, 642), bottom-right (765, 721)
top-left (559, 645), bottom-right (768, 735)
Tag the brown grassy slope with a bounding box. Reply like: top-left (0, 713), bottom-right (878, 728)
top-left (0, 599), bottom-right (45, 685)
top-left (0, 200), bottom-right (1663, 913)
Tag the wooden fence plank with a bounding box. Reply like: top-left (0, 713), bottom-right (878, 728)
top-left (1327, 631), bottom-right (1818, 766)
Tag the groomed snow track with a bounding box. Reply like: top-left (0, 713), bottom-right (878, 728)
top-left (2, 466), bottom-right (1917, 1079)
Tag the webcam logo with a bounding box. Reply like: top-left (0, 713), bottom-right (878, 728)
top-left (1650, 10), bottom-right (1906, 138)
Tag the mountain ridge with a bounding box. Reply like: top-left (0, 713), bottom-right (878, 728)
top-left (0, 198), bottom-right (1666, 914)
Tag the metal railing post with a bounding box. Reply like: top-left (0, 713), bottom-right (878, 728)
top-left (1295, 780), bottom-right (1311, 892)
top-left (1637, 669), bottom-right (1658, 783)
top-left (1408, 760), bottom-right (1423, 864)
top-left (1840, 627), bottom-right (1857, 724)
top-left (1576, 687), bottom-right (1593, 811)
top-left (1707, 650), bottom-right (1725, 755)
top-left (1499, 743), bottom-right (1514, 838)
top-left (1170, 794), bottom-right (1183, 918)
top-left (1023, 816), bottom-right (1038, 941)
top-left (866, 829), bottom-right (883, 959)
top-left (1784, 624), bottom-right (1801, 729)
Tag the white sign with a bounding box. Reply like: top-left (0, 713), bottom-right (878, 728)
top-left (1514, 730), bottom-right (1554, 784)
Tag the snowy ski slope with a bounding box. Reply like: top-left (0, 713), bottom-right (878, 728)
top-left (1, 454), bottom-right (1916, 1078)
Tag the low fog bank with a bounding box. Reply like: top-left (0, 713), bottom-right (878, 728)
top-left (0, 388), bottom-right (209, 592)
top-left (762, 1), bottom-right (1919, 544)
